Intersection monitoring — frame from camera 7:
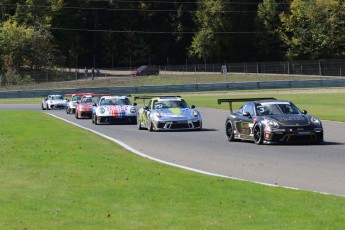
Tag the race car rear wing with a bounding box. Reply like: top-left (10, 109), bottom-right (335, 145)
top-left (218, 97), bottom-right (276, 113)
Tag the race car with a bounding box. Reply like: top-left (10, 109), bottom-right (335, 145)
top-left (218, 98), bottom-right (324, 144)
top-left (75, 94), bottom-right (101, 119)
top-left (65, 93), bottom-right (90, 114)
top-left (91, 95), bottom-right (137, 124)
top-left (134, 95), bottom-right (202, 131)
top-left (41, 94), bottom-right (67, 110)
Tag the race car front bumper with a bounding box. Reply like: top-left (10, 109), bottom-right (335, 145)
top-left (263, 127), bottom-right (324, 144)
top-left (96, 115), bottom-right (137, 124)
top-left (152, 119), bottom-right (202, 130)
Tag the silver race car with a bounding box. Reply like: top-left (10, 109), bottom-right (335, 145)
top-left (135, 95), bottom-right (202, 131)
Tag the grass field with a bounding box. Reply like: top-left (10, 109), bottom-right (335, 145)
top-left (0, 111), bottom-right (344, 229)
top-left (1, 77), bottom-right (345, 228)
top-left (0, 72), bottom-right (325, 91)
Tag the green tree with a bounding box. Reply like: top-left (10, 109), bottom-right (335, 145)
top-left (279, 0), bottom-right (345, 60)
top-left (255, 0), bottom-right (284, 61)
top-left (0, 20), bottom-right (59, 71)
top-left (189, 0), bottom-right (259, 63)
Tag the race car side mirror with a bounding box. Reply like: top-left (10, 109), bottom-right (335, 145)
top-left (143, 106), bottom-right (149, 110)
top-left (191, 105), bottom-right (196, 109)
top-left (302, 110), bottom-right (308, 114)
top-left (93, 103), bottom-right (97, 106)
top-left (133, 103), bottom-right (137, 106)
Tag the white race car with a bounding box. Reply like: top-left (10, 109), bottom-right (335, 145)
top-left (41, 95), bottom-right (67, 110)
top-left (92, 95), bottom-right (137, 124)
top-left (66, 93), bottom-right (89, 114)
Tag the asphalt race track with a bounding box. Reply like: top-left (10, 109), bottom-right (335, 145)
top-left (2, 104), bottom-right (345, 196)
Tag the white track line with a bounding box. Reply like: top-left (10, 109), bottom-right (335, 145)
top-left (47, 113), bottom-right (343, 197)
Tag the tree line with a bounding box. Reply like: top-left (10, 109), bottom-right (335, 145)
top-left (0, 0), bottom-right (344, 85)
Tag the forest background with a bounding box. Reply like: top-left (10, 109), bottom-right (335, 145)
top-left (0, 0), bottom-right (344, 85)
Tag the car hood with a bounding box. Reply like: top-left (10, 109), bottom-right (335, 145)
top-left (156, 108), bottom-right (197, 118)
top-left (268, 114), bottom-right (310, 126)
top-left (98, 105), bottom-right (135, 115)
top-left (102, 105), bottom-right (132, 110)
top-left (49, 99), bottom-right (66, 103)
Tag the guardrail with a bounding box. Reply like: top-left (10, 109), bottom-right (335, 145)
top-left (1, 78), bottom-right (345, 98)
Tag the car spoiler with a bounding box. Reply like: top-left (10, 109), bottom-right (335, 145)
top-left (134, 95), bottom-right (181, 101)
top-left (218, 97), bottom-right (276, 113)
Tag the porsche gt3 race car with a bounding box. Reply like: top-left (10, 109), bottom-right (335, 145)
top-left (91, 95), bottom-right (137, 124)
top-left (41, 94), bottom-right (67, 110)
top-left (65, 93), bottom-right (90, 114)
top-left (135, 95), bottom-right (202, 131)
top-left (75, 94), bottom-right (101, 119)
top-left (218, 98), bottom-right (324, 144)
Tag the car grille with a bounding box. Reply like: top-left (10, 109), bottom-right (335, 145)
top-left (157, 120), bottom-right (201, 129)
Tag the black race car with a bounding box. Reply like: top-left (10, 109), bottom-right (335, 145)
top-left (218, 98), bottom-right (324, 144)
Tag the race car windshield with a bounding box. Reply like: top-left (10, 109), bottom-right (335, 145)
top-left (100, 98), bottom-right (131, 105)
top-left (256, 103), bottom-right (301, 115)
top-left (154, 100), bottom-right (188, 109)
top-left (72, 96), bottom-right (82, 101)
top-left (50, 95), bottom-right (63, 100)
top-left (82, 98), bottom-right (93, 103)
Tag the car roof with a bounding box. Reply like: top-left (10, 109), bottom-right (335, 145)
top-left (254, 99), bottom-right (291, 104)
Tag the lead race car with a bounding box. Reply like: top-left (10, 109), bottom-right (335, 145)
top-left (134, 95), bottom-right (202, 131)
top-left (218, 98), bottom-right (324, 144)
top-left (92, 95), bottom-right (137, 124)
top-left (41, 94), bottom-right (67, 110)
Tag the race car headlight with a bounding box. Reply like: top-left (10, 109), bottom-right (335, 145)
top-left (130, 107), bottom-right (136, 113)
top-left (192, 110), bottom-right (199, 117)
top-left (156, 112), bottom-right (162, 118)
top-left (266, 119), bottom-right (279, 128)
top-left (80, 105), bottom-right (85, 110)
top-left (100, 107), bottom-right (105, 114)
top-left (310, 116), bottom-right (321, 126)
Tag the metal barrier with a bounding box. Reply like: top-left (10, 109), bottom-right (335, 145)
top-left (1, 78), bottom-right (345, 98)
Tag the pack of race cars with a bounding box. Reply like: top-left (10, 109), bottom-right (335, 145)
top-left (41, 93), bottom-right (324, 145)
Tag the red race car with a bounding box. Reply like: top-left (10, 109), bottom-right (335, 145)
top-left (75, 94), bottom-right (109, 119)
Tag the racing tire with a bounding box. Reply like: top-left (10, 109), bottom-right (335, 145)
top-left (94, 115), bottom-right (98, 125)
top-left (137, 118), bottom-right (144, 130)
top-left (253, 123), bottom-right (264, 145)
top-left (75, 111), bottom-right (79, 119)
top-left (147, 120), bottom-right (154, 132)
top-left (41, 104), bottom-right (46, 110)
top-left (91, 114), bottom-right (95, 124)
top-left (47, 105), bottom-right (51, 110)
top-left (226, 120), bottom-right (235, 142)
top-left (66, 108), bottom-right (69, 114)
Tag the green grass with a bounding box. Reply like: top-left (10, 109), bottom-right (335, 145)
top-left (0, 111), bottom-right (345, 229)
top-left (0, 73), bottom-right (322, 91)
top-left (182, 92), bottom-right (345, 122)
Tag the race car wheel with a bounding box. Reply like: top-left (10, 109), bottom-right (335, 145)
top-left (147, 120), bottom-right (153, 132)
top-left (47, 105), bottom-right (51, 110)
top-left (137, 118), bottom-right (143, 130)
top-left (66, 108), bottom-right (69, 114)
top-left (41, 104), bottom-right (46, 110)
top-left (253, 123), bottom-right (264, 145)
top-left (91, 114), bottom-right (95, 124)
top-left (75, 111), bottom-right (79, 119)
top-left (94, 115), bottom-right (98, 125)
top-left (226, 120), bottom-right (235, 142)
